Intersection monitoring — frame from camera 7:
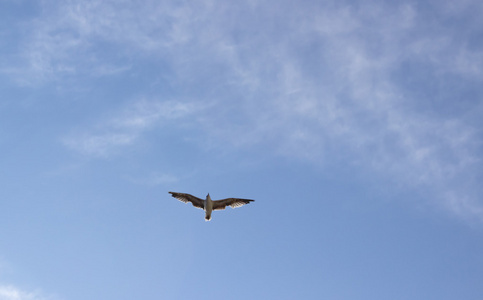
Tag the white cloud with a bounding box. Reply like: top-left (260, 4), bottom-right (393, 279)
top-left (0, 285), bottom-right (56, 300)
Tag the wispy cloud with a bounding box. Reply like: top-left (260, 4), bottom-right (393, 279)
top-left (63, 132), bottom-right (136, 158)
top-left (127, 172), bottom-right (180, 186)
top-left (63, 99), bottom-right (200, 157)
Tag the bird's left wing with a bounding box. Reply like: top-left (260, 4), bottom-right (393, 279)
top-left (169, 192), bottom-right (205, 209)
top-left (212, 198), bottom-right (255, 211)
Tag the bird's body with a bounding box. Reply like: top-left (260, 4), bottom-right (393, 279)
top-left (205, 193), bottom-right (213, 221)
top-left (169, 192), bottom-right (254, 221)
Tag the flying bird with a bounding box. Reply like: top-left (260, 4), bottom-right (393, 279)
top-left (169, 192), bottom-right (255, 221)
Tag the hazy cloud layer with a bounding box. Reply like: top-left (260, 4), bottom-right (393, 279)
top-left (6, 0), bottom-right (483, 220)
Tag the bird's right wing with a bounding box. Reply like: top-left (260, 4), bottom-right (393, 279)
top-left (169, 192), bottom-right (205, 209)
top-left (212, 198), bottom-right (254, 210)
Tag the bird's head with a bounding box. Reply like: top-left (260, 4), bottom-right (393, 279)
top-left (206, 193), bottom-right (211, 200)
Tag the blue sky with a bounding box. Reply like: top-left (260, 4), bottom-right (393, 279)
top-left (1, 0), bottom-right (483, 299)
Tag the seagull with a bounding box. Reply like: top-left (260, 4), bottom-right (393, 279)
top-left (169, 192), bottom-right (255, 221)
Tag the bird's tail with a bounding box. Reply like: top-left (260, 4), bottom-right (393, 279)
top-left (205, 213), bottom-right (212, 221)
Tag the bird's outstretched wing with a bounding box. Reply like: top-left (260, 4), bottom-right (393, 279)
top-left (169, 192), bottom-right (204, 209)
top-left (212, 198), bottom-right (255, 211)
